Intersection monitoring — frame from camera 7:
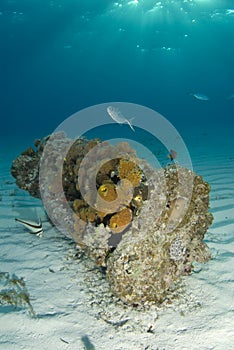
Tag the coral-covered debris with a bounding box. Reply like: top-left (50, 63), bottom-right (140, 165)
top-left (11, 135), bottom-right (213, 306)
top-left (11, 133), bottom-right (148, 263)
top-left (106, 165), bottom-right (213, 306)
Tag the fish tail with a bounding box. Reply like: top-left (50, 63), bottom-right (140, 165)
top-left (127, 119), bottom-right (135, 132)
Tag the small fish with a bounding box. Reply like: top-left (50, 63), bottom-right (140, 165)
top-left (107, 105), bottom-right (135, 132)
top-left (167, 149), bottom-right (177, 161)
top-left (15, 217), bottom-right (43, 237)
top-left (189, 92), bottom-right (210, 101)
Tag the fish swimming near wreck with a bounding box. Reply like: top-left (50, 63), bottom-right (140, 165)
top-left (167, 149), bottom-right (177, 161)
top-left (188, 92), bottom-right (210, 101)
top-left (107, 105), bottom-right (135, 131)
top-left (15, 217), bottom-right (43, 237)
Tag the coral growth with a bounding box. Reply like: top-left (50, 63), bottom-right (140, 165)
top-left (11, 133), bottom-right (149, 265)
top-left (98, 183), bottom-right (117, 202)
top-left (119, 158), bottom-right (143, 187)
top-left (82, 223), bottom-right (112, 267)
top-left (11, 136), bottom-right (213, 307)
top-left (109, 208), bottom-right (132, 233)
top-left (106, 164), bottom-right (213, 306)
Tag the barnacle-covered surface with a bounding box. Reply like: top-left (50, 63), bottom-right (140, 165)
top-left (106, 165), bottom-right (213, 306)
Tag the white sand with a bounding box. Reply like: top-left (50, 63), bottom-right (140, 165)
top-left (0, 135), bottom-right (234, 350)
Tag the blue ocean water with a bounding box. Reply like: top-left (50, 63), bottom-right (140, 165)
top-left (1, 0), bottom-right (234, 149)
top-left (0, 2), bottom-right (234, 349)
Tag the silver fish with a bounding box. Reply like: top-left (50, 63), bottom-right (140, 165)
top-left (15, 217), bottom-right (43, 237)
top-left (189, 93), bottom-right (210, 101)
top-left (107, 106), bottom-right (135, 131)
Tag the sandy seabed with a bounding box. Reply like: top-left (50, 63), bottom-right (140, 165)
top-left (0, 133), bottom-right (233, 350)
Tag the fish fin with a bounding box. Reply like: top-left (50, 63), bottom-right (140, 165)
top-left (15, 217), bottom-right (43, 233)
top-left (15, 218), bottom-right (42, 228)
top-left (36, 230), bottom-right (43, 237)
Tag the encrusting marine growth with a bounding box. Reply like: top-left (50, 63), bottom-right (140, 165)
top-left (106, 165), bottom-right (213, 305)
top-left (11, 133), bottom-right (213, 307)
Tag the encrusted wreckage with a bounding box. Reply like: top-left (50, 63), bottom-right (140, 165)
top-left (11, 133), bottom-right (213, 306)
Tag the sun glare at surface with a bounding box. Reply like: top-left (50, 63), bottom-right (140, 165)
top-left (109, 0), bottom-right (233, 33)
top-left (113, 0), bottom-right (224, 14)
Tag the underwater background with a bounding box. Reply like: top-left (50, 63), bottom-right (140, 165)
top-left (0, 1), bottom-right (234, 349)
top-left (1, 0), bottom-right (234, 149)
